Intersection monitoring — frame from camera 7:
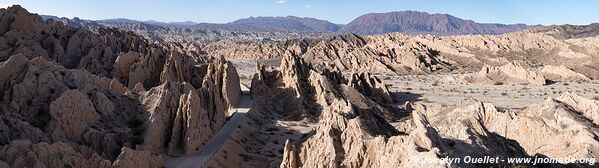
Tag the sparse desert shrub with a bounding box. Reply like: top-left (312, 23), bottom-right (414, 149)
top-left (501, 92), bottom-right (508, 96)
top-left (593, 96), bottom-right (599, 101)
top-left (563, 83), bottom-right (570, 86)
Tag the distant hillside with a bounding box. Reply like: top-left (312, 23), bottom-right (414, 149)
top-left (226, 16), bottom-right (341, 32)
top-left (531, 23), bottom-right (599, 39)
top-left (337, 11), bottom-right (529, 35)
top-left (40, 15), bottom-right (101, 29)
top-left (96, 18), bottom-right (197, 27)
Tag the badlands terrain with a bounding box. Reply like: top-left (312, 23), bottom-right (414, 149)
top-left (1, 5), bottom-right (599, 168)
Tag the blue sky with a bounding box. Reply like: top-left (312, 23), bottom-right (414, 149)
top-left (1, 0), bottom-right (598, 25)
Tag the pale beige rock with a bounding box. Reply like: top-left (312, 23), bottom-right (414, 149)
top-left (463, 62), bottom-right (546, 85)
top-left (49, 89), bottom-right (100, 142)
top-left (556, 92), bottom-right (599, 125)
top-left (540, 65), bottom-right (590, 81)
top-left (139, 82), bottom-right (194, 153)
top-left (113, 52), bottom-right (141, 85)
top-left (140, 75), bottom-right (233, 155)
top-left (280, 140), bottom-right (299, 168)
top-left (423, 97), bottom-right (599, 161)
top-left (222, 61), bottom-right (242, 112)
top-left (168, 89), bottom-right (212, 155)
top-left (511, 98), bottom-right (599, 159)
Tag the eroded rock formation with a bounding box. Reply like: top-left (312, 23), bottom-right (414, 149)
top-left (0, 5), bottom-right (241, 167)
top-left (419, 93), bottom-right (599, 163)
top-left (461, 62), bottom-right (546, 85)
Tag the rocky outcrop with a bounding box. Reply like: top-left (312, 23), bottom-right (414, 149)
top-left (113, 52), bottom-right (142, 86)
top-left (280, 140), bottom-right (299, 168)
top-left (0, 5), bottom-right (220, 90)
top-left (49, 89), bottom-right (100, 142)
top-left (462, 62), bottom-right (546, 85)
top-left (0, 54), bottom-right (28, 94)
top-left (556, 92), bottom-right (599, 125)
top-left (540, 65), bottom-right (591, 82)
top-left (349, 72), bottom-right (394, 104)
top-left (420, 99), bottom-right (532, 165)
top-left (252, 54), bottom-right (403, 121)
top-left (139, 82), bottom-right (213, 155)
top-left (139, 56), bottom-right (240, 155)
top-left (0, 140), bottom-right (111, 168)
top-left (1, 56), bottom-right (134, 159)
top-left (510, 98), bottom-right (599, 159)
top-left (421, 94), bottom-right (599, 162)
top-left (281, 109), bottom-right (447, 168)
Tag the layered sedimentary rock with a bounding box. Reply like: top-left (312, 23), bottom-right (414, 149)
top-left (555, 92), bottom-right (599, 125)
top-left (0, 140), bottom-right (111, 168)
top-left (461, 62), bottom-right (546, 85)
top-left (540, 65), bottom-right (591, 82)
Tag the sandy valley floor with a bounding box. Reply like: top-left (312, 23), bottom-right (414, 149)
top-left (383, 74), bottom-right (599, 109)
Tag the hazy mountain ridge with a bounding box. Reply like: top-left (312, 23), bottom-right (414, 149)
top-left (227, 16), bottom-right (342, 32)
top-left (43, 11), bottom-right (535, 36)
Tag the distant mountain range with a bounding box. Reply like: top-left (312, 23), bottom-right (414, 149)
top-left (42, 11), bottom-right (533, 36)
top-left (338, 11), bottom-right (530, 35)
